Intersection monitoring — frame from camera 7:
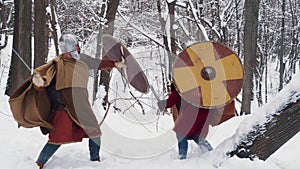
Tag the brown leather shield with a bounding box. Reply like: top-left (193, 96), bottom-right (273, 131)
top-left (102, 34), bottom-right (149, 94)
top-left (173, 42), bottom-right (243, 108)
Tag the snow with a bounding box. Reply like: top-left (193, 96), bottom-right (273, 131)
top-left (0, 36), bottom-right (299, 169)
top-left (166, 0), bottom-right (176, 3)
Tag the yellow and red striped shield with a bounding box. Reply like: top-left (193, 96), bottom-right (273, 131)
top-left (173, 42), bottom-right (243, 109)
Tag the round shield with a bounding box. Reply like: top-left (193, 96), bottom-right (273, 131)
top-left (173, 41), bottom-right (244, 109)
top-left (102, 34), bottom-right (150, 94)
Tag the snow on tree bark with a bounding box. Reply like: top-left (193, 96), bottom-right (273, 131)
top-left (230, 91), bottom-right (300, 160)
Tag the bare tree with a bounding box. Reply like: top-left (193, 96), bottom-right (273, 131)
top-left (234, 0), bottom-right (242, 57)
top-left (284, 0), bottom-right (299, 85)
top-left (5, 0), bottom-right (32, 96)
top-left (92, 0), bottom-right (108, 102)
top-left (48, 0), bottom-right (59, 56)
top-left (241, 0), bottom-right (260, 115)
top-left (0, 1), bottom-right (10, 50)
top-left (34, 0), bottom-right (48, 68)
top-left (167, 0), bottom-right (176, 81)
top-left (48, 0), bottom-right (300, 110)
top-left (278, 0), bottom-right (286, 91)
top-left (100, 0), bottom-right (120, 108)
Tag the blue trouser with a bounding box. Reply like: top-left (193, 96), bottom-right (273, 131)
top-left (176, 134), bottom-right (188, 159)
top-left (36, 137), bottom-right (101, 164)
top-left (195, 135), bottom-right (213, 152)
top-left (36, 143), bottom-right (60, 164)
top-left (89, 137), bottom-right (101, 161)
top-left (176, 133), bottom-right (213, 159)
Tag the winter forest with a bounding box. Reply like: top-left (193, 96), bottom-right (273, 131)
top-left (0, 0), bottom-right (300, 169)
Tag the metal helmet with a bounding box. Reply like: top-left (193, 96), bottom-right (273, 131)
top-left (58, 33), bottom-right (80, 59)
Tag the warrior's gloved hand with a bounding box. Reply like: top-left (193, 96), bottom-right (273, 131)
top-left (157, 100), bottom-right (167, 111)
top-left (32, 73), bottom-right (45, 87)
top-left (115, 61), bottom-right (127, 69)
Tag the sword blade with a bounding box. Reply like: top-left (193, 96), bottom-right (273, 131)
top-left (150, 85), bottom-right (160, 101)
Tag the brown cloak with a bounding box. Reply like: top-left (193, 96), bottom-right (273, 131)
top-left (9, 56), bottom-right (101, 136)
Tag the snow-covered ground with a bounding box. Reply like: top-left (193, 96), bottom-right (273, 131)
top-left (0, 36), bottom-right (299, 169)
top-left (0, 92), bottom-right (299, 169)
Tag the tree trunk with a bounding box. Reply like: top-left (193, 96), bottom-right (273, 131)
top-left (5, 0), bottom-right (32, 96)
top-left (156, 0), bottom-right (169, 93)
top-left (210, 0), bottom-right (222, 42)
top-left (157, 0), bottom-right (175, 82)
top-left (156, 0), bottom-right (169, 52)
top-left (241, 0), bottom-right (260, 115)
top-left (261, 1), bottom-right (269, 104)
top-left (278, 0), bottom-right (285, 91)
top-left (0, 2), bottom-right (9, 50)
top-left (230, 97), bottom-right (300, 160)
top-left (100, 0), bottom-right (120, 109)
top-left (234, 0), bottom-right (241, 56)
top-left (285, 0), bottom-right (297, 84)
top-left (92, 0), bottom-right (108, 103)
top-left (93, 30), bottom-right (102, 103)
top-left (48, 0), bottom-right (59, 56)
top-left (34, 0), bottom-right (48, 68)
top-left (167, 1), bottom-right (176, 81)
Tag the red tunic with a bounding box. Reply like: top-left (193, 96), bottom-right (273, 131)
top-left (48, 110), bottom-right (88, 144)
top-left (165, 89), bottom-right (209, 139)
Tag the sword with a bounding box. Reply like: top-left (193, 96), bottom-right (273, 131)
top-left (151, 85), bottom-right (169, 114)
top-left (150, 85), bottom-right (160, 101)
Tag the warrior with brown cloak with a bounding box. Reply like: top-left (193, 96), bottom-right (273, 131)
top-left (9, 33), bottom-right (126, 168)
